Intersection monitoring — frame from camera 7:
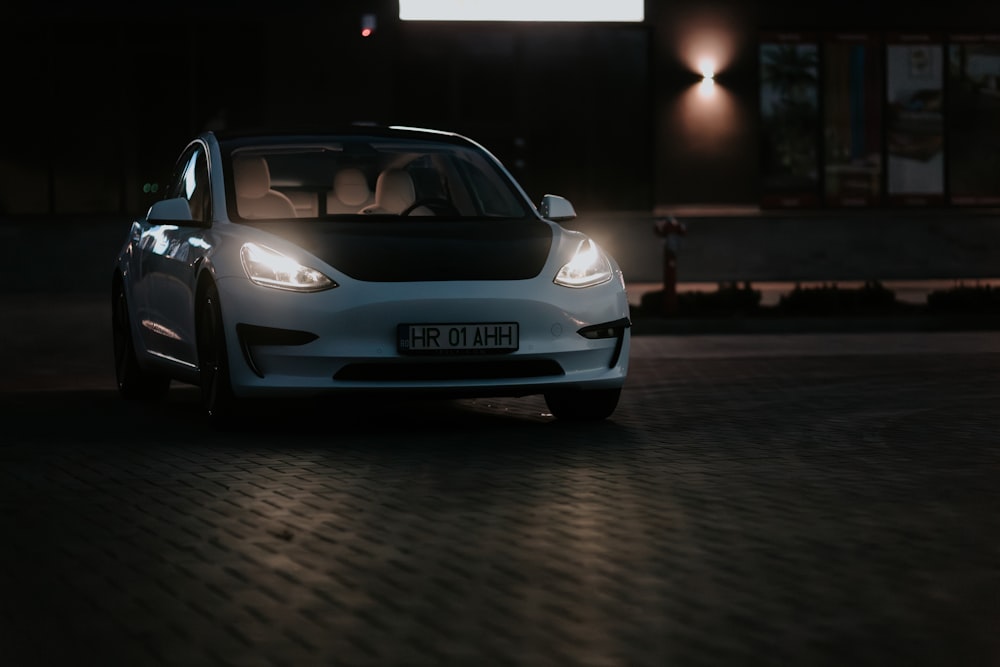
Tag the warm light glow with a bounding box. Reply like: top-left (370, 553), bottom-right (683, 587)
top-left (672, 11), bottom-right (740, 80)
top-left (675, 81), bottom-right (739, 152)
top-left (361, 28), bottom-right (373, 37)
top-left (681, 30), bottom-right (733, 79)
top-left (399, 0), bottom-right (643, 22)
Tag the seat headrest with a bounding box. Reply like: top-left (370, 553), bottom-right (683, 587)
top-left (374, 169), bottom-right (416, 214)
top-left (334, 168), bottom-right (371, 207)
top-left (233, 157), bottom-right (272, 200)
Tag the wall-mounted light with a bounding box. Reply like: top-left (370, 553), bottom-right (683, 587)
top-left (698, 57), bottom-right (716, 81)
top-left (697, 56), bottom-right (717, 97)
top-left (672, 24), bottom-right (739, 144)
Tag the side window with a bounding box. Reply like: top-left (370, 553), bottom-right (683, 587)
top-left (168, 145), bottom-right (211, 223)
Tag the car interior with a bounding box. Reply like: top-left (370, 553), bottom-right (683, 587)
top-left (229, 141), bottom-right (527, 221)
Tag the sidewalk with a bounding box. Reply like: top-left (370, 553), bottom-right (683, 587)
top-left (625, 278), bottom-right (1000, 335)
top-left (626, 277), bottom-right (1000, 309)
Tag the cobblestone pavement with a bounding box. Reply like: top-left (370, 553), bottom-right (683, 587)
top-left (2, 316), bottom-right (1000, 666)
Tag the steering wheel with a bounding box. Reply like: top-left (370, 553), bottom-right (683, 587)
top-left (400, 198), bottom-right (459, 217)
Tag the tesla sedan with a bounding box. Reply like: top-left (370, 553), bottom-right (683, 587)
top-left (111, 126), bottom-right (630, 421)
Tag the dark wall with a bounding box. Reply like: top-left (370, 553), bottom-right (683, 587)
top-left (1, 3), bottom-right (401, 216)
top-left (394, 23), bottom-right (651, 209)
top-left (1, 4), bottom-right (650, 216)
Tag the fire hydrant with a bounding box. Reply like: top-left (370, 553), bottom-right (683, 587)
top-left (653, 216), bottom-right (687, 315)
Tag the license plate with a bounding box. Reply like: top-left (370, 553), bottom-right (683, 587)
top-left (398, 322), bottom-right (519, 354)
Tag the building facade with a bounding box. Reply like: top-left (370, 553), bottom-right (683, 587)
top-left (2, 1), bottom-right (998, 217)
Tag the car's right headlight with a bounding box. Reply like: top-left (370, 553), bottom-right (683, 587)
top-left (554, 238), bottom-right (613, 288)
top-left (240, 242), bottom-right (337, 292)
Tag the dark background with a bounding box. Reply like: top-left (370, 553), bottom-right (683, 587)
top-left (3, 1), bottom-right (998, 217)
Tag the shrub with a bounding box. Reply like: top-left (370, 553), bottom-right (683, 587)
top-left (639, 282), bottom-right (761, 317)
top-left (926, 284), bottom-right (1000, 315)
top-left (776, 281), bottom-right (899, 316)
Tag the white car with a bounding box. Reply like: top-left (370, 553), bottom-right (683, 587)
top-left (111, 126), bottom-right (630, 421)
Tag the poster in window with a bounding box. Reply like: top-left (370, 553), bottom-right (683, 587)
top-left (885, 34), bottom-right (945, 205)
top-left (823, 33), bottom-right (883, 206)
top-left (948, 34), bottom-right (1000, 205)
top-left (759, 33), bottom-right (821, 208)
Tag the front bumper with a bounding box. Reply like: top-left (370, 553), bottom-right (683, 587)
top-left (216, 275), bottom-right (630, 398)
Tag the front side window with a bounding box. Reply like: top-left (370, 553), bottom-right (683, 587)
top-left (168, 144), bottom-right (210, 222)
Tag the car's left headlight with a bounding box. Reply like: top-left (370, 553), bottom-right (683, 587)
top-left (554, 238), bottom-right (613, 288)
top-left (240, 242), bottom-right (337, 292)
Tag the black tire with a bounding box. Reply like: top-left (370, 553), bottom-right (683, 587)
top-left (197, 282), bottom-right (238, 421)
top-left (111, 278), bottom-right (170, 400)
top-left (544, 388), bottom-right (622, 422)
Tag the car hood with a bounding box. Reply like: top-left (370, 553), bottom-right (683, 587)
top-left (248, 219), bottom-right (554, 282)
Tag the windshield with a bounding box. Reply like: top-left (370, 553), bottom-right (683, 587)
top-left (224, 136), bottom-right (532, 221)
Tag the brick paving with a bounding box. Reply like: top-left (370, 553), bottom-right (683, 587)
top-left (2, 327), bottom-right (1000, 666)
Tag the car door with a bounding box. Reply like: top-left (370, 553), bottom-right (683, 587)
top-left (135, 143), bottom-right (213, 369)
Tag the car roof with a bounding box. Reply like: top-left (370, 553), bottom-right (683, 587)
top-left (209, 124), bottom-right (477, 148)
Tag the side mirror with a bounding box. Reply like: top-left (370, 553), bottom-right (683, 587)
top-left (539, 194), bottom-right (577, 222)
top-left (147, 197), bottom-right (194, 223)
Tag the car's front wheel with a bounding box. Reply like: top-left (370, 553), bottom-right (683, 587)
top-left (197, 282), bottom-right (238, 422)
top-left (544, 388), bottom-right (622, 422)
top-left (112, 278), bottom-right (170, 400)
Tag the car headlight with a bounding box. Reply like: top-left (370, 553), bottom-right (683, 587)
top-left (240, 242), bottom-right (337, 292)
top-left (554, 238), bottom-right (613, 288)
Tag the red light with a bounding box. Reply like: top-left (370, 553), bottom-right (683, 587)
top-left (361, 13), bottom-right (376, 38)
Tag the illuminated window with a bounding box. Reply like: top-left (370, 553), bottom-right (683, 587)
top-left (399, 0), bottom-right (643, 22)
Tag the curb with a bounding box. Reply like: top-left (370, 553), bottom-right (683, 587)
top-left (630, 315), bottom-right (1000, 336)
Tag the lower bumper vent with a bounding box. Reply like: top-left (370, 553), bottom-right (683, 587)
top-left (334, 359), bottom-right (565, 382)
